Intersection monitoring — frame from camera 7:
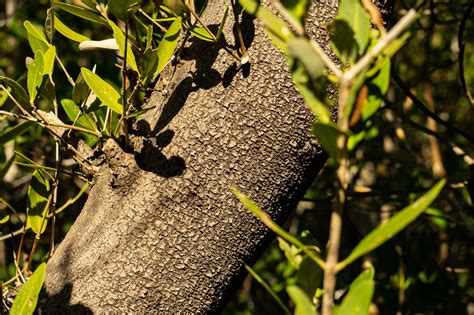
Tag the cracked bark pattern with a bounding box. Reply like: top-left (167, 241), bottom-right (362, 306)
top-left (40, 1), bottom-right (339, 313)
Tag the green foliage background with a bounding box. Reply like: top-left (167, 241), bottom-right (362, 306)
top-left (0, 0), bottom-right (473, 314)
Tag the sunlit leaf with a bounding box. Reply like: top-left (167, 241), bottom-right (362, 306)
top-left (288, 38), bottom-right (324, 80)
top-left (108, 20), bottom-right (139, 72)
top-left (286, 285), bottom-right (316, 315)
top-left (23, 21), bottom-right (49, 54)
top-left (337, 267), bottom-right (375, 315)
top-left (338, 179), bottom-right (446, 270)
top-left (27, 170), bottom-right (51, 235)
top-left (240, 0), bottom-right (294, 42)
top-left (54, 13), bottom-right (90, 42)
top-left (153, 17), bottom-right (182, 79)
top-left (81, 68), bottom-right (123, 114)
top-left (42, 46), bottom-right (56, 79)
top-left (216, 6), bottom-right (229, 40)
top-left (27, 51), bottom-right (44, 103)
top-left (190, 27), bottom-right (214, 42)
top-left (337, 0), bottom-right (371, 55)
top-left (281, 0), bottom-right (310, 28)
top-left (10, 263), bottom-right (47, 315)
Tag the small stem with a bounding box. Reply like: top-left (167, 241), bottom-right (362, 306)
top-left (322, 79), bottom-right (351, 315)
top-left (138, 8), bottom-right (167, 32)
top-left (122, 21), bottom-right (130, 149)
top-left (55, 54), bottom-right (75, 87)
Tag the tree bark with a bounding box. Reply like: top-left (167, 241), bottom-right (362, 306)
top-left (40, 1), bottom-right (338, 313)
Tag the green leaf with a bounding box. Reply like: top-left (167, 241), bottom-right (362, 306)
top-left (337, 267), bottom-right (375, 315)
top-left (290, 61), bottom-right (331, 124)
top-left (26, 170), bottom-right (51, 235)
top-left (337, 0), bottom-right (371, 55)
top-left (153, 17), bottom-right (182, 79)
top-left (278, 237), bottom-right (303, 269)
top-left (216, 6), bottom-right (229, 40)
top-left (0, 209), bottom-right (9, 224)
top-left (240, 0), bottom-right (294, 42)
top-left (108, 20), bottom-right (139, 72)
top-left (23, 21), bottom-right (49, 54)
top-left (10, 263), bottom-right (47, 315)
top-left (281, 0), bottom-right (310, 28)
top-left (338, 179), bottom-right (446, 270)
top-left (27, 51), bottom-right (45, 103)
top-left (0, 76), bottom-right (31, 111)
top-left (0, 121), bottom-right (34, 145)
top-left (81, 68), bottom-right (123, 114)
top-left (109, 0), bottom-right (141, 21)
top-left (362, 57), bottom-right (391, 120)
top-left (286, 285), bottom-right (316, 315)
top-left (52, 3), bottom-right (108, 26)
top-left (60, 99), bottom-right (97, 131)
top-left (288, 38), bottom-right (324, 81)
top-left (190, 27), bottom-right (214, 42)
top-left (72, 72), bottom-right (91, 105)
top-left (297, 257), bottom-right (323, 299)
top-left (42, 46), bottom-right (56, 79)
top-left (329, 19), bottom-right (356, 64)
top-left (54, 13), bottom-right (90, 43)
top-left (312, 122), bottom-right (344, 158)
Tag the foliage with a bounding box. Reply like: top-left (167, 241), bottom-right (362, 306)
top-left (0, 0), bottom-right (472, 314)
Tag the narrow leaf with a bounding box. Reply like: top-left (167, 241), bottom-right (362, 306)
top-left (42, 46), bottom-right (56, 79)
top-left (10, 263), bottom-right (47, 315)
top-left (338, 179), bottom-right (446, 270)
top-left (0, 121), bottom-right (34, 145)
top-left (81, 68), bottom-right (123, 114)
top-left (109, 0), bottom-right (141, 21)
top-left (153, 17), bottom-right (182, 79)
top-left (281, 0), bottom-right (310, 28)
top-left (54, 13), bottom-right (90, 42)
top-left (288, 38), bottom-right (324, 80)
top-left (216, 6), bottom-right (229, 40)
top-left (337, 0), bottom-right (371, 55)
top-left (108, 20), bottom-right (139, 72)
top-left (52, 3), bottom-right (108, 26)
top-left (26, 170), bottom-right (51, 235)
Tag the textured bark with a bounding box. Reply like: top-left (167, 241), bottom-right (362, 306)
top-left (40, 2), bottom-right (339, 313)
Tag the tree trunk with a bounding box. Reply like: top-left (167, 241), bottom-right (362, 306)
top-left (40, 2), bottom-right (338, 313)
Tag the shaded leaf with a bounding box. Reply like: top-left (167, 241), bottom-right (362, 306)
top-left (26, 170), bottom-right (51, 235)
top-left (288, 38), bottom-right (324, 80)
top-left (362, 57), bottom-right (390, 120)
top-left (0, 121), bottom-right (34, 145)
top-left (10, 263), bottom-right (47, 315)
top-left (81, 68), bottom-right (123, 114)
top-left (72, 72), bottom-right (91, 105)
top-left (216, 6), bottom-right (229, 40)
top-left (329, 19), bottom-right (356, 64)
top-left (53, 3), bottom-right (108, 26)
top-left (338, 179), bottom-right (446, 270)
top-left (45, 8), bottom-right (55, 42)
top-left (0, 77), bottom-right (30, 110)
top-left (281, 0), bottom-right (310, 28)
top-left (312, 122), bottom-right (344, 158)
top-left (109, 0), bottom-right (141, 21)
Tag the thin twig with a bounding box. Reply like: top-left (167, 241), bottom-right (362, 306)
top-left (55, 54), bottom-right (75, 87)
top-left (391, 70), bottom-right (474, 144)
top-left (138, 8), bottom-right (167, 32)
top-left (457, 0), bottom-right (474, 106)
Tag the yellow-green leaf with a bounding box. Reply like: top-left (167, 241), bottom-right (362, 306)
top-left (10, 263), bottom-right (47, 315)
top-left (23, 21), bottom-right (49, 54)
top-left (153, 17), bottom-right (182, 79)
top-left (27, 51), bottom-right (44, 102)
top-left (27, 170), bottom-right (51, 235)
top-left (81, 68), bottom-right (123, 114)
top-left (108, 20), bottom-right (139, 72)
top-left (286, 285), bottom-right (316, 315)
top-left (337, 267), bottom-right (375, 315)
top-left (52, 3), bottom-right (107, 26)
top-left (54, 13), bottom-right (90, 42)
